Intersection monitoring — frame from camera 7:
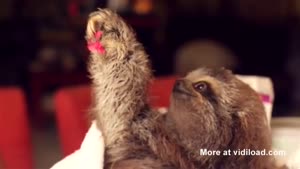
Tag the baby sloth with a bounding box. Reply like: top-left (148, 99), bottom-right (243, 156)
top-left (86, 9), bottom-right (280, 169)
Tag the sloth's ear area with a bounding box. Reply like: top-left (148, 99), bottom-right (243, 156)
top-left (210, 67), bottom-right (234, 82)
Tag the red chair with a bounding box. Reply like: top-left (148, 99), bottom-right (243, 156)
top-left (148, 76), bottom-right (177, 108)
top-left (0, 88), bottom-right (33, 169)
top-left (54, 86), bottom-right (91, 156)
top-left (54, 76), bottom-right (177, 156)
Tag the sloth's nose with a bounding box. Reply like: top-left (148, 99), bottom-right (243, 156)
top-left (173, 80), bottom-right (196, 97)
top-left (173, 80), bottom-right (185, 91)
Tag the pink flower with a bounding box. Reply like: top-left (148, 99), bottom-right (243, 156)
top-left (94, 31), bottom-right (102, 39)
top-left (87, 31), bottom-right (105, 54)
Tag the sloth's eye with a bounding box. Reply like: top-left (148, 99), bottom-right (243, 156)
top-left (193, 81), bottom-right (208, 92)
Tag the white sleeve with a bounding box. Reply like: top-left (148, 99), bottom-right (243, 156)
top-left (50, 121), bottom-right (104, 169)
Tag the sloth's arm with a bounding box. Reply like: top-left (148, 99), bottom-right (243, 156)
top-left (86, 9), bottom-right (197, 169)
top-left (86, 8), bottom-right (153, 164)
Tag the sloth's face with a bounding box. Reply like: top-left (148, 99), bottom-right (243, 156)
top-left (170, 68), bottom-right (236, 115)
top-left (168, 68), bottom-right (238, 148)
top-left (169, 67), bottom-right (262, 133)
top-left (168, 67), bottom-right (269, 159)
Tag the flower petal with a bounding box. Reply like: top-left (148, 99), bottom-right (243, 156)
top-left (94, 31), bottom-right (103, 39)
top-left (87, 41), bottom-right (105, 54)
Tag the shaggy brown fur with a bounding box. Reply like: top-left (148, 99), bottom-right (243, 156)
top-left (86, 9), bottom-right (281, 169)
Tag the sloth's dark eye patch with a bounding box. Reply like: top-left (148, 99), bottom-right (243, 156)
top-left (193, 81), bottom-right (218, 105)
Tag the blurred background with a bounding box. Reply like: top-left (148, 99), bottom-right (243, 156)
top-left (0, 0), bottom-right (300, 168)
